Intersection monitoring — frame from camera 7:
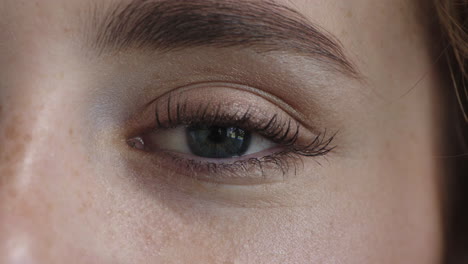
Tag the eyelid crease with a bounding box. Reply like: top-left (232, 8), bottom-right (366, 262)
top-left (150, 86), bottom-right (305, 143)
top-left (147, 86), bottom-right (337, 156)
top-left (144, 81), bottom-right (312, 131)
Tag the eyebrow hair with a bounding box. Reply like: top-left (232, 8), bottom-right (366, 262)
top-left (91, 0), bottom-right (358, 76)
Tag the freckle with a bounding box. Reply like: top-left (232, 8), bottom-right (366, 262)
top-left (143, 231), bottom-right (152, 243)
top-left (1, 152), bottom-right (11, 163)
top-left (78, 200), bottom-right (90, 214)
top-left (384, 141), bottom-right (392, 152)
top-left (346, 10), bottom-right (352, 18)
top-left (46, 201), bottom-right (54, 212)
top-left (0, 167), bottom-right (13, 179)
top-left (69, 128), bottom-right (74, 136)
top-left (7, 188), bottom-right (18, 199)
top-left (71, 167), bottom-right (80, 179)
top-left (10, 143), bottom-right (26, 163)
top-left (5, 124), bottom-right (18, 140)
top-left (23, 133), bottom-right (32, 143)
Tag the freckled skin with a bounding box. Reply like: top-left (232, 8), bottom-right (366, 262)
top-left (0, 0), bottom-right (443, 263)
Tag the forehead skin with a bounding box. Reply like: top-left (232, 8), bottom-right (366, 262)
top-left (0, 0), bottom-right (442, 264)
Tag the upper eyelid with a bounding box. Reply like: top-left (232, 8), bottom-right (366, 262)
top-left (152, 86), bottom-right (295, 131)
top-left (144, 85), bottom-right (331, 151)
top-left (144, 82), bottom-right (312, 131)
top-left (158, 105), bottom-right (300, 145)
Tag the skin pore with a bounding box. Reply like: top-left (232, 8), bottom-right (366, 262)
top-left (0, 0), bottom-right (444, 263)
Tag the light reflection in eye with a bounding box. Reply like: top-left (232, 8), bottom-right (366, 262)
top-left (146, 125), bottom-right (277, 159)
top-left (186, 125), bottom-right (251, 159)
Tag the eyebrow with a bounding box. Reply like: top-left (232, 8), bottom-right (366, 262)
top-left (91, 0), bottom-right (358, 76)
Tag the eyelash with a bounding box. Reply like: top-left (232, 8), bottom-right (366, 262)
top-left (132, 93), bottom-right (337, 183)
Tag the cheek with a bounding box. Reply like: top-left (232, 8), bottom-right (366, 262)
top-left (336, 109), bottom-right (442, 262)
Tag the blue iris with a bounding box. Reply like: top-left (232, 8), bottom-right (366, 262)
top-left (186, 125), bottom-right (251, 158)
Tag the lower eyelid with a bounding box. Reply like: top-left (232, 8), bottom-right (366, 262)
top-left (142, 147), bottom-right (297, 185)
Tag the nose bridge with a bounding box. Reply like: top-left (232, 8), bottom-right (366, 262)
top-left (0, 95), bottom-right (53, 263)
top-left (0, 88), bottom-right (48, 186)
top-left (0, 18), bottom-right (67, 183)
top-left (0, 59), bottom-right (70, 263)
top-left (0, 3), bottom-right (86, 263)
top-left (0, 0), bottom-right (79, 179)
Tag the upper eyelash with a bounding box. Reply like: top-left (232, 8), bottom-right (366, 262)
top-left (153, 94), bottom-right (337, 158)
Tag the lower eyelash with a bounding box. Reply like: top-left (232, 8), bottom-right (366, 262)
top-left (169, 151), bottom-right (302, 183)
top-left (149, 130), bottom-right (337, 184)
top-left (290, 129), bottom-right (337, 157)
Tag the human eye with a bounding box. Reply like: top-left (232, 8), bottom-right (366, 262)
top-left (148, 124), bottom-right (277, 159)
top-left (126, 84), bottom-right (336, 185)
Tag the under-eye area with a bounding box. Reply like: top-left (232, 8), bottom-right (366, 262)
top-left (126, 85), bottom-right (337, 185)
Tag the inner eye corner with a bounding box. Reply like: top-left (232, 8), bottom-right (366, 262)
top-left (127, 136), bottom-right (146, 151)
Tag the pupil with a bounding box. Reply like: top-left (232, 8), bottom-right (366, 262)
top-left (207, 127), bottom-right (226, 143)
top-left (186, 125), bottom-right (251, 159)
